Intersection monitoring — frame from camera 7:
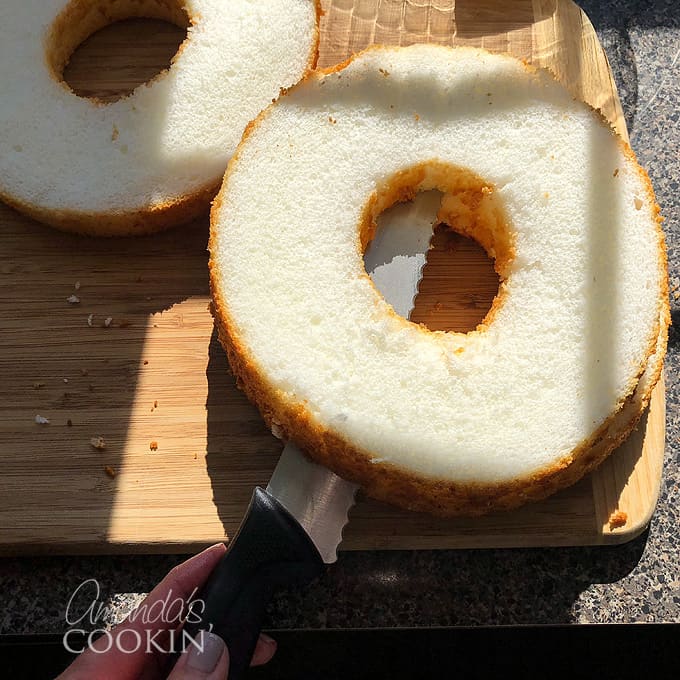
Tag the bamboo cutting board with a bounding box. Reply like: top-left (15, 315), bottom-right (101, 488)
top-left (0, 0), bottom-right (666, 554)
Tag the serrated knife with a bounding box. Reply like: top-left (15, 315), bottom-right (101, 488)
top-left (183, 190), bottom-right (442, 678)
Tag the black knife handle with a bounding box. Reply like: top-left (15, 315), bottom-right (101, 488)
top-left (181, 487), bottom-right (324, 679)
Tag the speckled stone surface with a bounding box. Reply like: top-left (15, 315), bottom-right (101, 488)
top-left (1, 0), bottom-right (678, 635)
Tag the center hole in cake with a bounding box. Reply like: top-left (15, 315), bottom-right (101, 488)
top-left (47, 0), bottom-right (190, 102)
top-left (410, 223), bottom-right (500, 333)
top-left (362, 162), bottom-right (510, 334)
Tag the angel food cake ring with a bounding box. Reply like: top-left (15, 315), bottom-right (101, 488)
top-left (210, 45), bottom-right (668, 516)
top-left (0, 0), bottom-right (319, 235)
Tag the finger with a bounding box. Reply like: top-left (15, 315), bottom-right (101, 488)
top-left (250, 633), bottom-right (277, 667)
top-left (167, 630), bottom-right (229, 680)
top-left (124, 542), bottom-right (228, 635)
top-left (57, 544), bottom-right (227, 680)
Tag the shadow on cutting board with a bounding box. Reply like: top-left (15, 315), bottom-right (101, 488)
top-left (452, 0), bottom-right (556, 39)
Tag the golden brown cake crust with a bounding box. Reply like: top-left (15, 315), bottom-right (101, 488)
top-left (0, 182), bottom-right (220, 236)
top-left (209, 48), bottom-right (669, 516)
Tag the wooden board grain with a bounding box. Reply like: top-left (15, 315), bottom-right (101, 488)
top-left (0, 0), bottom-right (665, 554)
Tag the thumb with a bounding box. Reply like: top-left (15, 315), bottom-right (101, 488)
top-left (167, 630), bottom-right (229, 680)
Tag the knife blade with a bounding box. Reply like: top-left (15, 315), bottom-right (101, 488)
top-left (182, 190), bottom-right (442, 678)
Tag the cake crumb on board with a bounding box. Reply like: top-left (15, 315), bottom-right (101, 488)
top-left (104, 465), bottom-right (116, 479)
top-left (608, 510), bottom-right (628, 529)
top-left (90, 436), bottom-right (106, 450)
top-left (150, 441), bottom-right (158, 451)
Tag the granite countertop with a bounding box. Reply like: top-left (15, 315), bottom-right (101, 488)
top-left (1, 0), bottom-right (678, 636)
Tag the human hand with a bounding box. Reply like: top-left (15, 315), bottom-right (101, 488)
top-left (57, 543), bottom-right (276, 679)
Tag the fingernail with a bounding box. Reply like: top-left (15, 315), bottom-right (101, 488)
top-left (260, 633), bottom-right (276, 646)
top-left (187, 630), bottom-right (226, 673)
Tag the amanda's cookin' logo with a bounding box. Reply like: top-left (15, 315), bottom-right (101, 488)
top-left (62, 578), bottom-right (210, 655)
